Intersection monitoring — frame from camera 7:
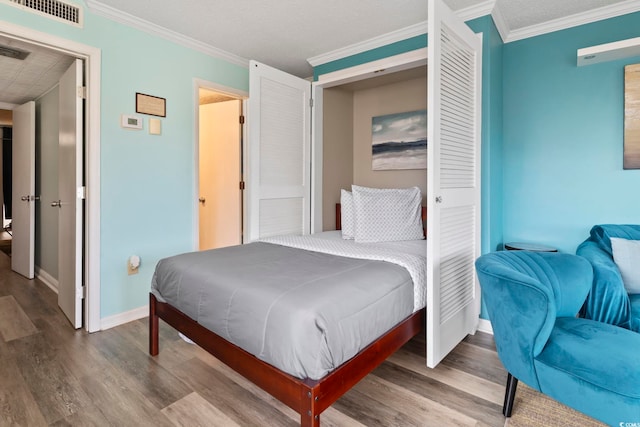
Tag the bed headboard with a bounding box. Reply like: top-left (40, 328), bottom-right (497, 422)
top-left (335, 203), bottom-right (427, 236)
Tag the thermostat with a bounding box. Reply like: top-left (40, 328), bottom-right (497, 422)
top-left (121, 114), bottom-right (142, 130)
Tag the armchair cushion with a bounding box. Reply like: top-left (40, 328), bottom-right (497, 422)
top-left (535, 317), bottom-right (640, 399)
top-left (534, 317), bottom-right (640, 425)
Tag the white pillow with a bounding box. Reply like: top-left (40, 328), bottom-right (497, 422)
top-left (611, 237), bottom-right (640, 294)
top-left (340, 189), bottom-right (355, 240)
top-left (351, 185), bottom-right (423, 243)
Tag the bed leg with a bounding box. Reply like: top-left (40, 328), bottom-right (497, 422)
top-left (300, 388), bottom-right (320, 427)
top-left (149, 293), bottom-right (159, 356)
top-left (300, 412), bottom-right (319, 427)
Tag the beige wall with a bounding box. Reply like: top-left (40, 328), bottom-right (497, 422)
top-left (322, 75), bottom-right (427, 230)
top-left (353, 76), bottom-right (427, 204)
top-left (322, 88), bottom-right (354, 230)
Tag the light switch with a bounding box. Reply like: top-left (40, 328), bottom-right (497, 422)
top-left (149, 118), bottom-right (161, 135)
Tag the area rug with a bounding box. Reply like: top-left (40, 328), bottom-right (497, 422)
top-left (506, 384), bottom-right (606, 427)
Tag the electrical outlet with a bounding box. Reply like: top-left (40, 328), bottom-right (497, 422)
top-left (127, 260), bottom-right (139, 275)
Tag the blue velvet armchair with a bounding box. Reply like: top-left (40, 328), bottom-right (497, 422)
top-left (475, 250), bottom-right (640, 426)
top-left (577, 224), bottom-right (640, 332)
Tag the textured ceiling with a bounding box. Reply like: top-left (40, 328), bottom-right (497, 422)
top-left (1, 0), bottom-right (638, 107)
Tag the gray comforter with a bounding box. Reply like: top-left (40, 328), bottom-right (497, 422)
top-left (151, 241), bottom-right (415, 380)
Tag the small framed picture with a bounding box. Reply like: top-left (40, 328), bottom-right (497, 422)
top-left (136, 92), bottom-right (166, 117)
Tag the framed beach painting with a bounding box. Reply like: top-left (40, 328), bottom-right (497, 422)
top-left (625, 63), bottom-right (640, 169)
top-left (371, 109), bottom-right (427, 170)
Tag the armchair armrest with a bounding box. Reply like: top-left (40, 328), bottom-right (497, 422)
top-left (475, 251), bottom-right (592, 390)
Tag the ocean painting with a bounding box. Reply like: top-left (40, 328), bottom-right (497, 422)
top-left (372, 109), bottom-right (427, 170)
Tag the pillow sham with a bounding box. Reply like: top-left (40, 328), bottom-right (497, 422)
top-left (611, 237), bottom-right (640, 294)
top-left (340, 189), bottom-right (355, 240)
top-left (351, 185), bottom-right (423, 243)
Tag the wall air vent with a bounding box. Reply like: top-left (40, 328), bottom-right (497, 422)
top-left (3, 0), bottom-right (83, 27)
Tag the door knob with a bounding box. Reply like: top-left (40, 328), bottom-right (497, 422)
top-left (51, 200), bottom-right (61, 208)
top-left (21, 195), bottom-right (29, 201)
top-left (198, 197), bottom-right (206, 205)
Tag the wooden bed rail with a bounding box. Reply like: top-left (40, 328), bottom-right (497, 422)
top-left (149, 293), bottom-right (425, 426)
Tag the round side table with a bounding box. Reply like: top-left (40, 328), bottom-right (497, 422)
top-left (504, 242), bottom-right (558, 252)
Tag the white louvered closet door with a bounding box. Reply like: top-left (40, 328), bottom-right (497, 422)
top-left (426, 0), bottom-right (482, 368)
top-left (246, 61), bottom-right (311, 241)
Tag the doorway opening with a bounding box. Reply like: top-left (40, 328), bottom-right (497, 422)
top-left (0, 22), bottom-right (101, 332)
top-left (197, 87), bottom-right (245, 250)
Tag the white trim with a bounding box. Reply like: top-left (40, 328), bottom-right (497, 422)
top-left (85, 0), bottom-right (248, 69)
top-left (316, 48), bottom-right (427, 88)
top-left (477, 318), bottom-right (493, 335)
top-left (0, 102), bottom-right (17, 110)
top-left (0, 20), bottom-right (102, 333)
top-left (100, 304), bottom-right (148, 330)
top-left (490, 4), bottom-right (510, 43)
top-left (310, 83), bottom-right (323, 234)
top-left (455, 0), bottom-right (495, 23)
top-left (35, 266), bottom-right (59, 294)
top-left (307, 21), bottom-right (427, 68)
top-left (504, 0), bottom-right (640, 43)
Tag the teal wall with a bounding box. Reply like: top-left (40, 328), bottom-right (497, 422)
top-left (467, 16), bottom-right (504, 255)
top-left (0, 2), bottom-right (249, 318)
top-left (503, 12), bottom-right (640, 255)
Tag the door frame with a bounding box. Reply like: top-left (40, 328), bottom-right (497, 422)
top-left (0, 20), bottom-right (102, 333)
top-left (192, 78), bottom-right (247, 250)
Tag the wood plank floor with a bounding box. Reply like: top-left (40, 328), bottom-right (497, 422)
top-left (0, 252), bottom-right (512, 426)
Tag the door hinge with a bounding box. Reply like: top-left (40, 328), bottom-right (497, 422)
top-left (239, 181), bottom-right (245, 190)
top-left (81, 286), bottom-right (86, 299)
top-left (309, 98), bottom-right (314, 108)
top-left (77, 86), bottom-right (87, 99)
top-left (239, 115), bottom-right (245, 124)
top-left (77, 186), bottom-right (86, 199)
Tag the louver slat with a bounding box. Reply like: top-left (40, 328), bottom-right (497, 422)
top-left (439, 24), bottom-right (476, 190)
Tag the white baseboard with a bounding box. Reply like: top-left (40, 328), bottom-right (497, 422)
top-left (35, 266), bottom-right (58, 294)
top-left (477, 318), bottom-right (493, 335)
top-left (100, 304), bottom-right (148, 331)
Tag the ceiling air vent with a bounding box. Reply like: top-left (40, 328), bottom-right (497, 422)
top-left (3, 0), bottom-right (82, 27)
top-left (0, 44), bottom-right (30, 60)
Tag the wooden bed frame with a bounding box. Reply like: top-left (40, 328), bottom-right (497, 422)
top-left (149, 204), bottom-right (427, 426)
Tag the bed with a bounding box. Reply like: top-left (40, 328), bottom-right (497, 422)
top-left (149, 189), bottom-right (427, 426)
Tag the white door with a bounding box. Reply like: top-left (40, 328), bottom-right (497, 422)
top-left (199, 99), bottom-right (242, 250)
top-left (246, 60), bottom-right (311, 240)
top-left (11, 101), bottom-right (36, 279)
top-left (426, 0), bottom-right (482, 368)
top-left (57, 59), bottom-right (84, 328)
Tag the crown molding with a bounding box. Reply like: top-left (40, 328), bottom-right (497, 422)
top-left (456, 0), bottom-right (494, 23)
top-left (307, 21), bottom-right (427, 67)
top-left (489, 3), bottom-right (509, 43)
top-left (505, 0), bottom-right (640, 43)
top-left (85, 0), bottom-right (249, 69)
